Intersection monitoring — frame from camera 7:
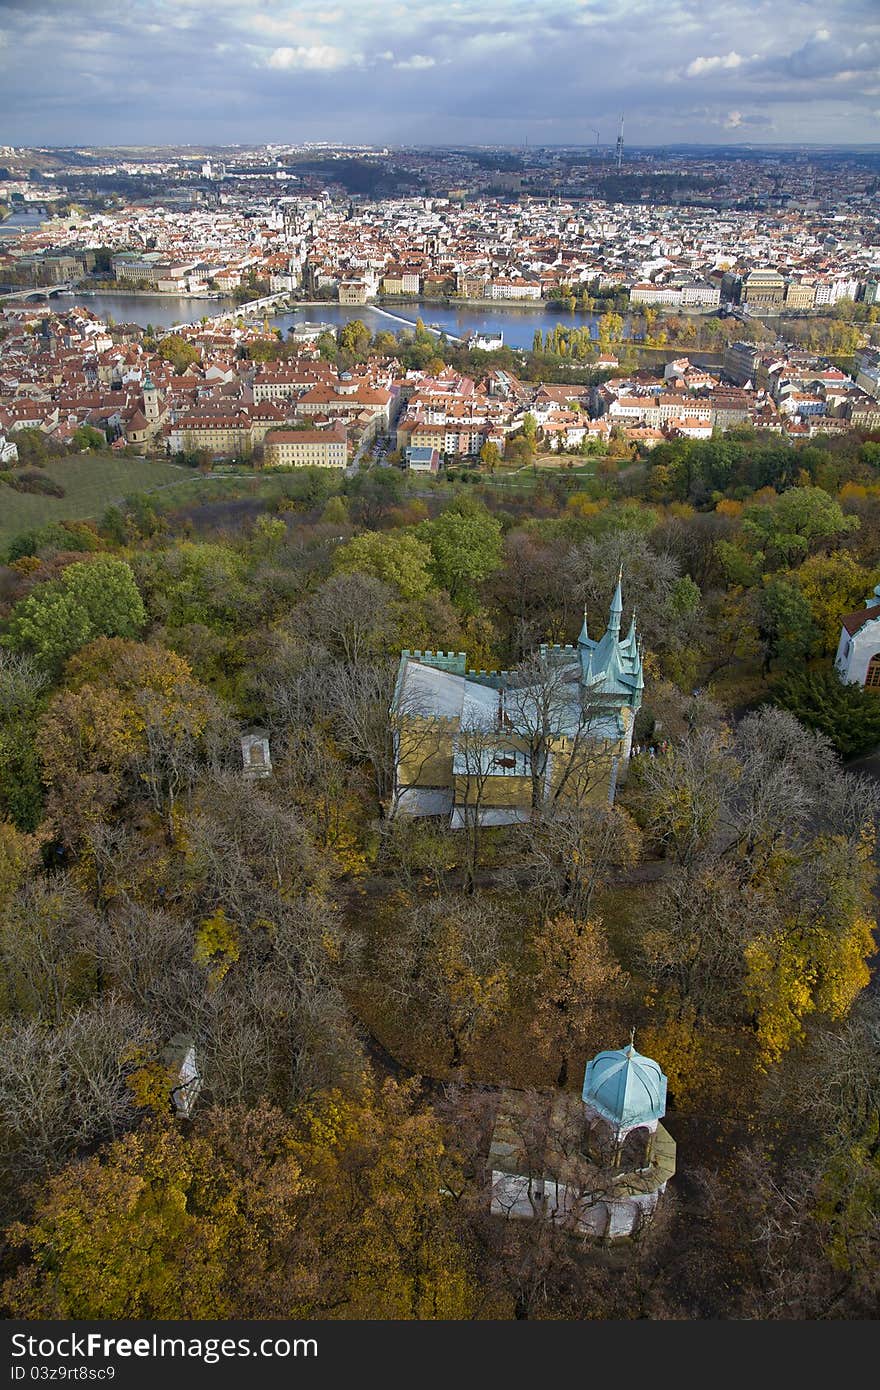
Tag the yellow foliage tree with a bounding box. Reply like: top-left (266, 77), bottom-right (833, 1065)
top-left (790, 552), bottom-right (880, 653)
top-left (194, 906), bottom-right (241, 985)
top-left (291, 1076), bottom-right (479, 1318)
top-left (2, 1106), bottom-right (310, 1319)
top-left (744, 833), bottom-right (875, 1064)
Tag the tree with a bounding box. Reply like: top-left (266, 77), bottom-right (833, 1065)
top-left (518, 802), bottom-right (642, 920)
top-left (741, 487), bottom-right (859, 569)
top-left (758, 577), bottom-right (816, 673)
top-left (380, 896), bottom-right (512, 1071)
top-left (0, 650), bottom-right (48, 830)
top-left (521, 413), bottom-right (537, 450)
top-left (2, 1105), bottom-right (309, 1318)
top-left (3, 556), bottom-right (146, 672)
top-left (0, 997), bottom-right (155, 1202)
top-left (338, 318), bottom-right (371, 358)
top-left (773, 667), bottom-right (880, 758)
top-left (790, 553), bottom-right (879, 653)
top-left (332, 530), bottom-right (434, 601)
top-left (479, 440), bottom-right (501, 473)
top-left (502, 649), bottom-right (616, 813)
top-left (37, 639), bottom-right (231, 843)
top-left (423, 497), bottom-right (503, 609)
top-left (71, 425), bottom-right (106, 453)
top-left (289, 1077), bottom-right (478, 1318)
top-left (529, 915), bottom-right (627, 1087)
top-left (155, 334), bottom-right (199, 375)
top-left (297, 573), bottom-right (399, 665)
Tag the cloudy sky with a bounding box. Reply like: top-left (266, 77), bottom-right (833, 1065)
top-left (0, 0), bottom-right (877, 147)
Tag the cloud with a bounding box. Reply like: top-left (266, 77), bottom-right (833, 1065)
top-left (266, 44), bottom-right (358, 71)
top-left (0, 1), bottom-right (876, 145)
top-left (394, 54), bottom-right (435, 70)
top-left (686, 51), bottom-right (743, 77)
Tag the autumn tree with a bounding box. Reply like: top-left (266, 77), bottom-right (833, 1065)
top-left (3, 556), bottom-right (146, 672)
top-left (289, 1076), bottom-right (479, 1318)
top-left (529, 915), bottom-right (628, 1086)
top-left (2, 1104), bottom-right (310, 1318)
top-left (38, 639), bottom-right (232, 843)
top-left (379, 896), bottom-right (512, 1071)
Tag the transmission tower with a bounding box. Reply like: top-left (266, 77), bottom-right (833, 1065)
top-left (615, 114), bottom-right (624, 172)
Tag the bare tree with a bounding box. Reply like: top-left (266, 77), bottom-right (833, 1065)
top-left (296, 572), bottom-right (399, 666)
top-left (378, 895), bottom-right (513, 1070)
top-left (503, 649), bottom-right (618, 815)
top-left (0, 997), bottom-right (156, 1201)
top-left (452, 720), bottom-right (503, 893)
top-left (516, 801), bottom-right (642, 919)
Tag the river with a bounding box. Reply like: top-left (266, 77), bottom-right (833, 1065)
top-left (47, 291), bottom-right (725, 364)
top-left (50, 291), bottom-right (620, 349)
top-left (0, 208), bottom-right (50, 239)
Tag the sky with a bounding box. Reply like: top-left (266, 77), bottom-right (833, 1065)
top-left (0, 0), bottom-right (878, 148)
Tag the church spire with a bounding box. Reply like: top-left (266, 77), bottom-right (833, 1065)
top-left (578, 603), bottom-right (590, 647)
top-left (607, 566), bottom-right (623, 639)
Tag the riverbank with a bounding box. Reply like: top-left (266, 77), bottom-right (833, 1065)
top-left (67, 286), bottom-right (228, 301)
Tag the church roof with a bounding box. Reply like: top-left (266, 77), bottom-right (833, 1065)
top-left (841, 604), bottom-right (880, 637)
top-left (582, 1044), bottom-right (668, 1130)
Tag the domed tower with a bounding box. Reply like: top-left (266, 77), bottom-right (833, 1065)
top-left (142, 370), bottom-right (161, 426)
top-left (582, 1039), bottom-right (673, 1199)
top-left (488, 1038), bottom-right (676, 1240)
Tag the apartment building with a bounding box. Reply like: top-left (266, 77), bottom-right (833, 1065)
top-left (263, 426), bottom-right (347, 468)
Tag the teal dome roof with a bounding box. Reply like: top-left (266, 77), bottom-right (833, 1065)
top-left (582, 1044), bottom-right (667, 1129)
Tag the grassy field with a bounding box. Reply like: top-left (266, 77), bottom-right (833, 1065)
top-left (481, 462), bottom-right (597, 493)
top-left (0, 454), bottom-right (190, 545)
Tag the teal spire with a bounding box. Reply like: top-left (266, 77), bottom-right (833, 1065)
top-left (624, 610), bottom-right (637, 649)
top-left (607, 566), bottom-right (623, 639)
top-left (578, 604), bottom-right (590, 647)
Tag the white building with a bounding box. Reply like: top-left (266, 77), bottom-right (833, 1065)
top-left (835, 586), bottom-right (880, 690)
top-left (489, 1042), bottom-right (676, 1240)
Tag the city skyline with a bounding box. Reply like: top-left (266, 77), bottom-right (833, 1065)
top-left (0, 0), bottom-right (878, 148)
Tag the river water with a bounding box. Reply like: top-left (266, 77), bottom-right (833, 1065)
top-left (49, 292), bottom-right (616, 350)
top-left (44, 291), bottom-right (726, 366)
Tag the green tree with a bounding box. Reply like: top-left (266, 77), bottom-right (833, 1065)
top-left (423, 497), bottom-right (503, 609)
top-left (772, 668), bottom-right (880, 757)
top-left (758, 577), bottom-right (816, 673)
top-left (3, 557), bottom-right (146, 672)
top-left (741, 487), bottom-right (859, 569)
top-left (332, 530), bottom-right (434, 600)
top-left (71, 425), bottom-right (106, 453)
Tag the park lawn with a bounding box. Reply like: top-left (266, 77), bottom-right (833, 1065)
top-left (0, 453), bottom-right (189, 545)
top-left (150, 467), bottom-right (345, 516)
top-left (484, 462), bottom-right (598, 491)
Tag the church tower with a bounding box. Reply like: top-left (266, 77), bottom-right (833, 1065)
top-left (142, 370), bottom-right (161, 426)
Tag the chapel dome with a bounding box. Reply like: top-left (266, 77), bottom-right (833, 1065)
top-left (582, 1043), bottom-right (668, 1129)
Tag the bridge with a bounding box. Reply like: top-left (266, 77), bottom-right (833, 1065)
top-left (0, 281), bottom-right (76, 303)
top-left (162, 291), bottom-right (296, 334)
